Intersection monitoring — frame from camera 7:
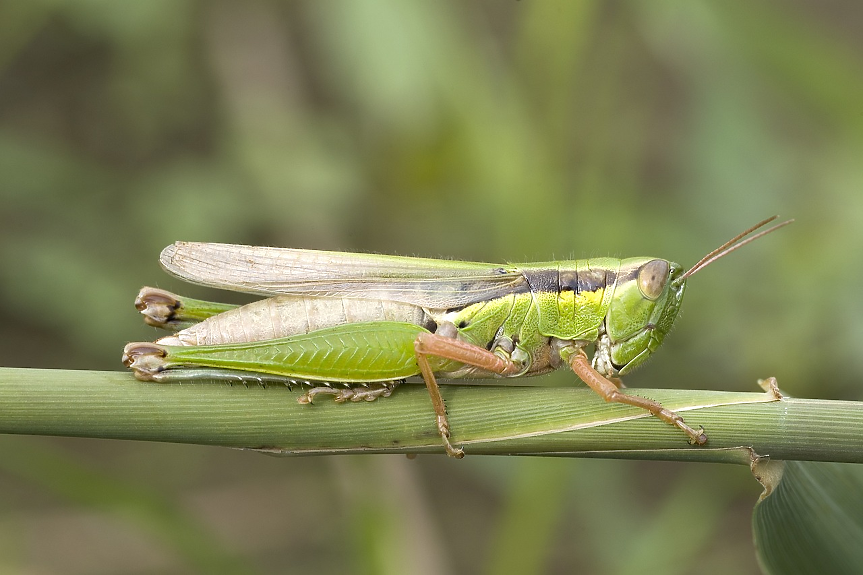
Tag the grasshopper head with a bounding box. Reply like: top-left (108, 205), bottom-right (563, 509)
top-left (597, 215), bottom-right (793, 377)
top-left (600, 258), bottom-right (686, 376)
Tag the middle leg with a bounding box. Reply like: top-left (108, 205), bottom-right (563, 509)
top-left (413, 333), bottom-right (521, 458)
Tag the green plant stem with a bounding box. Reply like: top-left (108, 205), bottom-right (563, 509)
top-left (0, 367), bottom-right (860, 464)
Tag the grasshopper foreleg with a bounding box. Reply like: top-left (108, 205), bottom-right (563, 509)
top-left (414, 333), bottom-right (521, 459)
top-left (568, 349), bottom-right (707, 445)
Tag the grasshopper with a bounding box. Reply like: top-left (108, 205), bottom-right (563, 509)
top-left (123, 217), bottom-right (791, 457)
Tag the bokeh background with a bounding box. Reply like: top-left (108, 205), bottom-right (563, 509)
top-left (1, 1), bottom-right (861, 573)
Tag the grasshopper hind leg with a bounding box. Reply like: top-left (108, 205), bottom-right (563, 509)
top-left (123, 340), bottom-right (403, 399)
top-left (123, 342), bottom-right (308, 389)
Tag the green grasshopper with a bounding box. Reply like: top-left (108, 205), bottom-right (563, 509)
top-left (123, 216), bottom-right (791, 457)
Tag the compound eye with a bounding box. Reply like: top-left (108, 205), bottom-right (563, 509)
top-left (637, 259), bottom-right (669, 300)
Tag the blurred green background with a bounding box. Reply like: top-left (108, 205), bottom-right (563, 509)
top-left (0, 1), bottom-right (861, 573)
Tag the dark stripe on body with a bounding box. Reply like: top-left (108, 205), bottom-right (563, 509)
top-left (558, 267), bottom-right (610, 294)
top-left (445, 262), bottom-right (618, 312)
top-left (521, 269), bottom-right (559, 295)
top-left (611, 267), bottom-right (635, 285)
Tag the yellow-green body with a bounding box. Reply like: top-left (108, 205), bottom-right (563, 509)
top-left (138, 247), bottom-right (686, 386)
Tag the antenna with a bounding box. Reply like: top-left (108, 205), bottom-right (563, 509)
top-left (679, 216), bottom-right (794, 280)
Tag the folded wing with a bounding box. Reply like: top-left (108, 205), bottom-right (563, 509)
top-left (160, 242), bottom-right (528, 309)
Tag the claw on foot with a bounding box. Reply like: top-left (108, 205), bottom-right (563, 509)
top-left (297, 382), bottom-right (400, 405)
top-left (688, 426), bottom-right (708, 446)
top-left (297, 387), bottom-right (347, 404)
top-left (664, 409), bottom-right (708, 445)
top-left (437, 415), bottom-right (464, 458)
